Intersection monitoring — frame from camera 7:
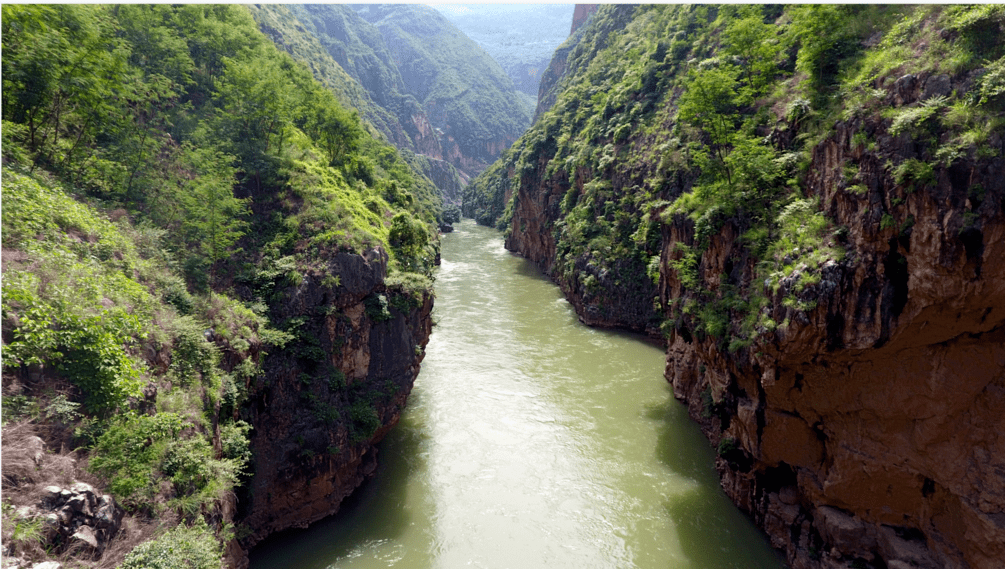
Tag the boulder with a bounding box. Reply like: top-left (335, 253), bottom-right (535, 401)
top-left (70, 526), bottom-right (98, 551)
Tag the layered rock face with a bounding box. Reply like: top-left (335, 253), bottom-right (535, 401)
top-left (664, 95), bottom-right (1005, 568)
top-left (237, 250), bottom-right (432, 565)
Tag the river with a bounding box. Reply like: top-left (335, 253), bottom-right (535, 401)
top-left (249, 220), bottom-right (783, 569)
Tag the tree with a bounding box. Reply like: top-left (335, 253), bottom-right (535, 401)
top-left (388, 211), bottom-right (428, 271)
top-left (179, 144), bottom-right (247, 282)
top-left (722, 7), bottom-right (783, 98)
top-left (677, 63), bottom-right (741, 185)
top-left (305, 92), bottom-right (363, 168)
top-left (1, 5), bottom-right (129, 173)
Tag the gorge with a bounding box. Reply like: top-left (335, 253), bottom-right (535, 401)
top-left (3, 4), bottom-right (1004, 569)
top-left (249, 220), bottom-right (782, 569)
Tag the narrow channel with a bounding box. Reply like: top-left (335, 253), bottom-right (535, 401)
top-left (250, 220), bottom-right (783, 569)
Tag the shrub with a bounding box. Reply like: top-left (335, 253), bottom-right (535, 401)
top-left (889, 95), bottom-right (947, 137)
top-left (168, 316), bottom-right (220, 387)
top-left (2, 286), bottom-right (144, 414)
top-left (364, 294), bottom-right (392, 322)
top-left (161, 437), bottom-right (215, 495)
top-left (118, 518), bottom-right (222, 569)
top-left (349, 400), bottom-right (381, 442)
top-left (90, 412), bottom-right (239, 511)
top-left (893, 158), bottom-right (936, 191)
top-left (90, 413), bottom-right (184, 505)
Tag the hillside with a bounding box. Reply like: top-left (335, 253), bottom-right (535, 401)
top-left (428, 4), bottom-right (575, 106)
top-left (350, 4), bottom-right (532, 176)
top-left (252, 4), bottom-right (531, 189)
top-left (247, 4), bottom-right (465, 207)
top-left (467, 5), bottom-right (1005, 569)
top-left (2, 5), bottom-right (440, 568)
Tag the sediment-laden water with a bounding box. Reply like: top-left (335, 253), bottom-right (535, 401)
top-left (250, 220), bottom-right (782, 569)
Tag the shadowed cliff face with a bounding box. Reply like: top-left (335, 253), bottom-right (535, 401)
top-left (664, 103), bottom-right (1005, 569)
top-left (236, 251), bottom-right (432, 567)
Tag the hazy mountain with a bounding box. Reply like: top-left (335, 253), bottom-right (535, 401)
top-left (428, 4), bottom-right (575, 105)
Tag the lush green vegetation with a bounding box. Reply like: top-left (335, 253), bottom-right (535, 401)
top-left (2, 4), bottom-right (444, 566)
top-left (248, 5), bottom-right (418, 152)
top-left (350, 4), bottom-right (532, 165)
top-left (467, 4), bottom-right (1004, 348)
top-left (118, 518), bottom-right (222, 569)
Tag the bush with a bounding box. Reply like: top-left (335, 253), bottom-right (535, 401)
top-left (349, 400), bottom-right (381, 442)
top-left (168, 316), bottom-right (220, 387)
top-left (2, 286), bottom-right (144, 415)
top-left (90, 412), bottom-right (239, 510)
top-left (118, 518), bottom-right (222, 569)
top-left (161, 437), bottom-right (215, 495)
top-left (220, 420), bottom-right (252, 474)
top-left (90, 413), bottom-right (184, 505)
top-left (364, 294), bottom-right (392, 322)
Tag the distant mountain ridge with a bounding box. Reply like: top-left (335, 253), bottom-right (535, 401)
top-left (250, 4), bottom-right (532, 195)
top-left (429, 4), bottom-right (575, 105)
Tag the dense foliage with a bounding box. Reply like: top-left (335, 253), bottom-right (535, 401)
top-left (350, 4), bottom-right (532, 165)
top-left (467, 4), bottom-right (1005, 347)
top-left (2, 4), bottom-right (444, 566)
top-left (118, 518), bottom-right (221, 569)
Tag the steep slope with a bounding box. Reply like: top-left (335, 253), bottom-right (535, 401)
top-left (467, 5), bottom-right (1005, 569)
top-left (2, 5), bottom-right (438, 568)
top-left (254, 4), bottom-right (531, 186)
top-left (429, 4), bottom-right (575, 106)
top-left (247, 4), bottom-right (465, 205)
top-left (350, 4), bottom-right (533, 178)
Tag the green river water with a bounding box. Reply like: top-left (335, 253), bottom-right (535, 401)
top-left (249, 220), bottom-right (784, 569)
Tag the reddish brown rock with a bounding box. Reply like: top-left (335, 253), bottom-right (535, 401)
top-left (663, 112), bottom-right (1005, 568)
top-left (570, 5), bottom-right (599, 35)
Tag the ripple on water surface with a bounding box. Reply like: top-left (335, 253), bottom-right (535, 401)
top-left (249, 220), bottom-right (783, 569)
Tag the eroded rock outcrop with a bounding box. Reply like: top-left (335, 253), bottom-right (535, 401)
top-left (664, 93), bottom-right (1005, 569)
top-left (236, 250), bottom-right (432, 566)
top-left (503, 161), bottom-right (659, 333)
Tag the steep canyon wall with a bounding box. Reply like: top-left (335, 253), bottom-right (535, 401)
top-left (474, 5), bottom-right (1005, 568)
top-left (664, 106), bottom-right (1005, 569)
top-left (235, 251), bottom-right (433, 567)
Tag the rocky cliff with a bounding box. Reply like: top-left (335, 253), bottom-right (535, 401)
top-left (236, 250), bottom-right (433, 566)
top-left (665, 92), bottom-right (1005, 569)
top-left (570, 5), bottom-right (599, 35)
top-left (467, 5), bottom-right (1005, 568)
top-left (501, 155), bottom-right (662, 333)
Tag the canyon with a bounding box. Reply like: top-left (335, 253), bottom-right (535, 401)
top-left (4, 4), bottom-right (1004, 569)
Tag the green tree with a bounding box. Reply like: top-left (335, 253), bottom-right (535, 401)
top-left (304, 93), bottom-right (364, 167)
top-left (721, 7), bottom-right (784, 98)
top-left (677, 63), bottom-right (741, 185)
top-left (1, 5), bottom-right (129, 173)
top-left (179, 144), bottom-right (247, 281)
top-left (389, 211), bottom-right (429, 271)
